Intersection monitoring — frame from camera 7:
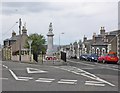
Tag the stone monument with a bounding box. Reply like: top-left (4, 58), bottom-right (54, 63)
top-left (46, 22), bottom-right (54, 56)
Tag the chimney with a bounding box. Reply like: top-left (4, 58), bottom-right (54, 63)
top-left (22, 23), bottom-right (27, 35)
top-left (100, 27), bottom-right (105, 35)
top-left (93, 33), bottom-right (96, 43)
top-left (12, 31), bottom-right (16, 37)
top-left (83, 35), bottom-right (87, 42)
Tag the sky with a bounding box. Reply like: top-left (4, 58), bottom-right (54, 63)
top-left (1, 0), bottom-right (119, 45)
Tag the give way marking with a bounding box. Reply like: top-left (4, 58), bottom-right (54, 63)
top-left (58, 79), bottom-right (77, 85)
top-left (26, 67), bottom-right (48, 74)
top-left (85, 81), bottom-right (105, 86)
top-left (35, 78), bottom-right (55, 83)
top-left (9, 69), bottom-right (33, 81)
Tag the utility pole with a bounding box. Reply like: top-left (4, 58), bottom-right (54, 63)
top-left (28, 39), bottom-right (33, 62)
top-left (19, 18), bottom-right (22, 62)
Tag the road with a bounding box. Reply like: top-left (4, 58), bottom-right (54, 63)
top-left (1, 59), bottom-right (119, 92)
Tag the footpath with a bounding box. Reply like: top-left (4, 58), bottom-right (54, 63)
top-left (3, 59), bottom-right (68, 66)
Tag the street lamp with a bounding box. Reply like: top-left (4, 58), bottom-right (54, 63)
top-left (78, 40), bottom-right (82, 58)
top-left (19, 18), bottom-right (22, 62)
top-left (59, 32), bottom-right (64, 51)
top-left (28, 39), bottom-right (33, 62)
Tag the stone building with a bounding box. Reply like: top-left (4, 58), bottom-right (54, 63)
top-left (60, 27), bottom-right (120, 59)
top-left (2, 24), bottom-right (28, 61)
top-left (91, 27), bottom-right (120, 57)
top-left (81, 36), bottom-right (93, 55)
top-left (117, 30), bottom-right (120, 58)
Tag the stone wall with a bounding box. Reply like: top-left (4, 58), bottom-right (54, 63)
top-left (12, 55), bottom-right (33, 62)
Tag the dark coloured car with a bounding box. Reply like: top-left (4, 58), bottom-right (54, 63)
top-left (70, 55), bottom-right (77, 59)
top-left (87, 54), bottom-right (99, 62)
top-left (79, 54), bottom-right (89, 61)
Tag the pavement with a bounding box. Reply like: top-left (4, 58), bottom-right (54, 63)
top-left (10, 59), bottom-right (67, 66)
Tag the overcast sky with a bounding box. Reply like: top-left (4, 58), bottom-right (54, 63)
top-left (1, 0), bottom-right (119, 45)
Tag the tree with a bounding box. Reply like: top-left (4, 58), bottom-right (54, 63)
top-left (25, 33), bottom-right (46, 62)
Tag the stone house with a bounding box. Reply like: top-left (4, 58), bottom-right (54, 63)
top-left (91, 27), bottom-right (120, 57)
top-left (2, 24), bottom-right (28, 61)
top-left (81, 36), bottom-right (93, 55)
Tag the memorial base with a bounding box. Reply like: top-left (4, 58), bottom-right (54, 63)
top-left (45, 56), bottom-right (57, 61)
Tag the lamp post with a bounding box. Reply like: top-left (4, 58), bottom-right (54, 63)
top-left (59, 32), bottom-right (64, 51)
top-left (78, 40), bottom-right (82, 58)
top-left (19, 18), bottom-right (22, 62)
top-left (28, 39), bottom-right (33, 62)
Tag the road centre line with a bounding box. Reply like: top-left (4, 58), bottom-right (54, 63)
top-left (67, 60), bottom-right (95, 66)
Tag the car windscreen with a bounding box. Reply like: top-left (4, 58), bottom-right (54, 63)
top-left (108, 54), bottom-right (116, 57)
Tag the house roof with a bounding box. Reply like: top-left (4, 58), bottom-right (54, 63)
top-left (4, 35), bottom-right (20, 42)
top-left (9, 35), bottom-right (19, 41)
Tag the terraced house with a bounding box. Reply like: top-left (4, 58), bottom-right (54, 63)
top-left (61, 27), bottom-right (120, 59)
top-left (91, 27), bottom-right (120, 58)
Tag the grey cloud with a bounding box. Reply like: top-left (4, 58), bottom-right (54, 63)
top-left (2, 2), bottom-right (62, 15)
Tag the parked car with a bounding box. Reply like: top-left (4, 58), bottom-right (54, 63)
top-left (117, 60), bottom-right (120, 65)
top-left (102, 53), bottom-right (119, 64)
top-left (98, 54), bottom-right (107, 63)
top-left (87, 54), bottom-right (99, 62)
top-left (70, 55), bottom-right (77, 59)
top-left (79, 54), bottom-right (89, 61)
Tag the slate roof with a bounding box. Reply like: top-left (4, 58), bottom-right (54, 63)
top-left (4, 35), bottom-right (19, 42)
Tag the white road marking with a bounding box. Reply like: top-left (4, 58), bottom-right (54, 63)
top-left (68, 60), bottom-right (119, 71)
top-left (53, 66), bottom-right (115, 87)
top-left (0, 78), bottom-right (8, 80)
top-left (35, 78), bottom-right (55, 83)
top-left (2, 65), bottom-right (8, 69)
top-left (100, 66), bottom-right (119, 71)
top-left (27, 67), bottom-right (48, 74)
top-left (67, 60), bottom-right (95, 66)
top-left (9, 69), bottom-right (33, 81)
top-left (85, 83), bottom-right (105, 86)
top-left (82, 68), bottom-right (94, 70)
top-left (85, 81), bottom-right (104, 83)
top-left (60, 79), bottom-right (77, 82)
top-left (58, 79), bottom-right (77, 84)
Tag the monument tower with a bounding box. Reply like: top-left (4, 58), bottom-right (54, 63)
top-left (46, 22), bottom-right (54, 56)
